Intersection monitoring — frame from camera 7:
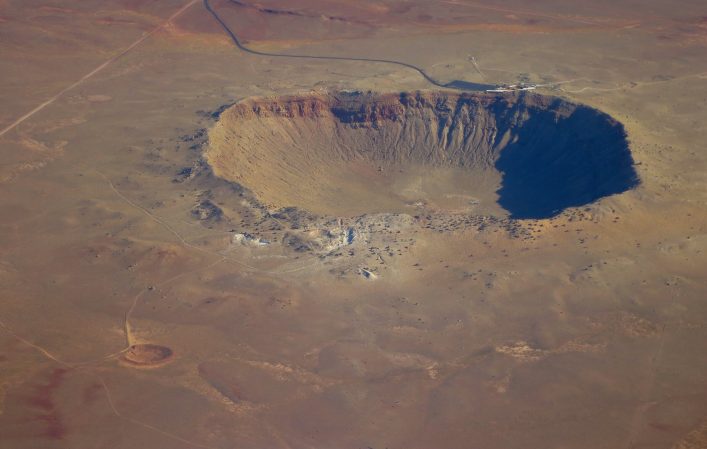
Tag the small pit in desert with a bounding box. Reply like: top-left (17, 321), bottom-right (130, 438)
top-left (205, 91), bottom-right (638, 219)
top-left (121, 344), bottom-right (174, 367)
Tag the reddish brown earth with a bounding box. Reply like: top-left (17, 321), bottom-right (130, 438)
top-left (0, 1), bottom-right (706, 448)
top-left (27, 368), bottom-right (67, 440)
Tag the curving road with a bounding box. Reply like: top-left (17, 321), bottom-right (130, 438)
top-left (203, 0), bottom-right (494, 91)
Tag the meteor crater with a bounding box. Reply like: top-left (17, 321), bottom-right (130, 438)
top-left (205, 91), bottom-right (638, 219)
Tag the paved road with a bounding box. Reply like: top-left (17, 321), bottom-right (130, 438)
top-left (203, 0), bottom-right (494, 91)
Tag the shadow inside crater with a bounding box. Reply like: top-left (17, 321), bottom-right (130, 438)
top-left (494, 100), bottom-right (639, 219)
top-left (443, 80), bottom-right (497, 91)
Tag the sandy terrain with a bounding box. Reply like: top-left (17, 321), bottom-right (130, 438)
top-left (0, 1), bottom-right (706, 448)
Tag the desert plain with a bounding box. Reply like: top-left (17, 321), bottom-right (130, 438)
top-left (1, 1), bottom-right (707, 448)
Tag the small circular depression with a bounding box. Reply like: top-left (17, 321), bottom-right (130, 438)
top-left (121, 344), bottom-right (173, 367)
top-left (206, 91), bottom-right (638, 219)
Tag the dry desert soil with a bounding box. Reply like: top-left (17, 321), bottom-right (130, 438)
top-left (1, 1), bottom-right (706, 448)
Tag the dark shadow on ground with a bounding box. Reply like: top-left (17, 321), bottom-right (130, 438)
top-left (494, 99), bottom-right (639, 219)
top-left (444, 80), bottom-right (497, 91)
